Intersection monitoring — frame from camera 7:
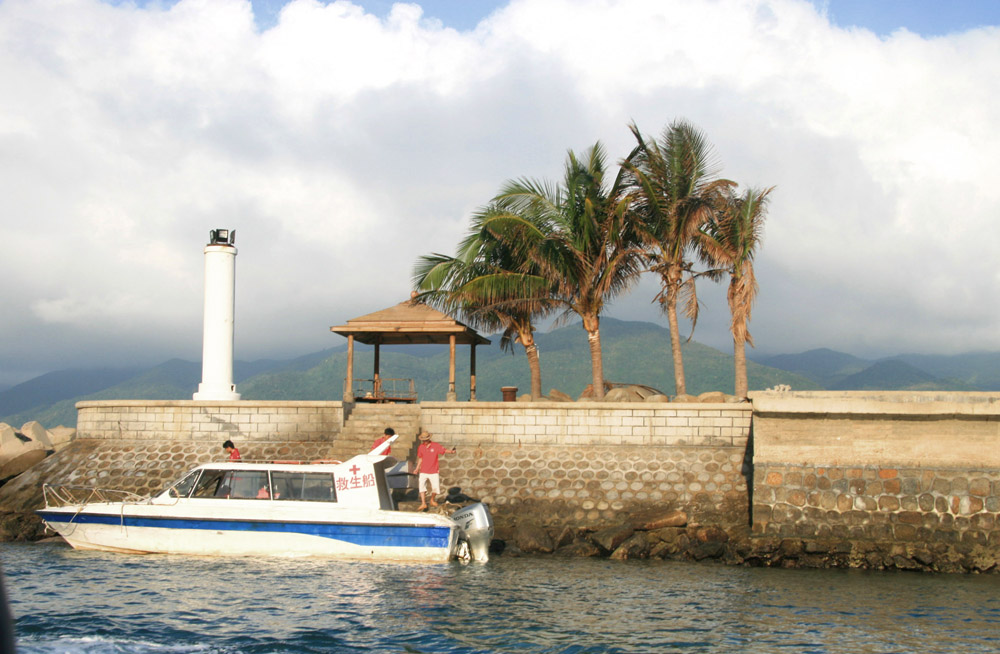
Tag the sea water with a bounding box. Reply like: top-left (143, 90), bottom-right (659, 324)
top-left (2, 541), bottom-right (1000, 653)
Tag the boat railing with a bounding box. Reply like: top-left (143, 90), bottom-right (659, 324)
top-left (42, 484), bottom-right (149, 508)
top-left (223, 459), bottom-right (344, 465)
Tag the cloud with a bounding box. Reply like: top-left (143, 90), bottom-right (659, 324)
top-left (0, 0), bottom-right (998, 385)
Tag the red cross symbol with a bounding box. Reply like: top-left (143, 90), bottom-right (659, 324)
top-left (350, 465), bottom-right (360, 475)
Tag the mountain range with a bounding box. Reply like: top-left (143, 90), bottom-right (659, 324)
top-left (1, 319), bottom-right (993, 429)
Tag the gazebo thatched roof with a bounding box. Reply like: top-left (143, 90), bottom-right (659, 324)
top-left (330, 300), bottom-right (490, 346)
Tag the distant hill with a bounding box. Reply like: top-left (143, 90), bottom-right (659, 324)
top-left (892, 352), bottom-right (1000, 391)
top-left (829, 359), bottom-right (932, 391)
top-left (758, 348), bottom-right (870, 388)
top-left (761, 349), bottom-right (988, 393)
top-left (1, 319), bottom-right (818, 428)
top-left (0, 367), bottom-right (142, 417)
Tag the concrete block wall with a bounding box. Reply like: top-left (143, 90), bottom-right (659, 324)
top-left (76, 401), bottom-right (345, 443)
top-left (749, 391), bottom-right (1000, 545)
top-left (420, 401), bottom-right (752, 527)
top-left (418, 401), bottom-right (750, 447)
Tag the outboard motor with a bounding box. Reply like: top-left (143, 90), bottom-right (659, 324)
top-left (450, 503), bottom-right (494, 562)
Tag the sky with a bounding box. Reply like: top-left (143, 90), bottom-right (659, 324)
top-left (1, 0), bottom-right (999, 387)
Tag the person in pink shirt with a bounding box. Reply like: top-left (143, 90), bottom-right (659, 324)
top-left (415, 431), bottom-right (455, 511)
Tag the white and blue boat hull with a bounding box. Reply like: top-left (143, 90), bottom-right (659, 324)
top-left (39, 502), bottom-right (460, 562)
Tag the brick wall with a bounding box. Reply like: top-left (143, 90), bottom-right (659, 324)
top-left (76, 401), bottom-right (345, 443)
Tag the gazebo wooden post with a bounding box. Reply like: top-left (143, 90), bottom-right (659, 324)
top-left (447, 334), bottom-right (457, 401)
top-left (470, 344), bottom-right (477, 401)
top-left (373, 336), bottom-right (381, 400)
top-left (343, 334), bottom-right (355, 402)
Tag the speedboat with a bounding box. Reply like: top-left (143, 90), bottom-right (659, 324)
top-left (37, 437), bottom-right (493, 563)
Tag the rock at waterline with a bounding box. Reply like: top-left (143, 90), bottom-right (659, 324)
top-left (630, 508), bottom-right (688, 531)
top-left (590, 524), bottom-right (635, 554)
top-left (610, 532), bottom-right (650, 560)
top-left (515, 522), bottom-right (555, 553)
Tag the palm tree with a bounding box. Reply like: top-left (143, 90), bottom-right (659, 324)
top-left (623, 120), bottom-right (733, 396)
top-left (493, 143), bottom-right (645, 399)
top-left (412, 205), bottom-right (556, 399)
top-left (700, 186), bottom-right (773, 398)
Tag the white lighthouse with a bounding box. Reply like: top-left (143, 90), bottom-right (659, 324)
top-left (193, 229), bottom-right (241, 401)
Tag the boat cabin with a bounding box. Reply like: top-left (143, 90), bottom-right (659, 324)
top-left (156, 455), bottom-right (398, 511)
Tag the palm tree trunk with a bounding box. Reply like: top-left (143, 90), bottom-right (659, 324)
top-left (666, 298), bottom-right (686, 396)
top-left (583, 314), bottom-right (605, 399)
top-left (521, 333), bottom-right (543, 400)
top-left (733, 336), bottom-right (748, 398)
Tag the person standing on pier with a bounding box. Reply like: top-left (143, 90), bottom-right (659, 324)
top-left (415, 431), bottom-right (455, 511)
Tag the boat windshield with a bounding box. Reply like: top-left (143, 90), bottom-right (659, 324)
top-left (166, 470), bottom-right (201, 498)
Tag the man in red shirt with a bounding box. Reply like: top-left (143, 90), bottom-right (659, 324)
top-left (415, 431), bottom-right (455, 511)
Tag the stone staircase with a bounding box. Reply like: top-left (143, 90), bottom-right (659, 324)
top-left (328, 403), bottom-right (423, 463)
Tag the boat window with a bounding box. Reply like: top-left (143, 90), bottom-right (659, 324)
top-left (224, 470), bottom-right (271, 499)
top-left (192, 469), bottom-right (228, 498)
top-left (271, 471), bottom-right (336, 502)
top-left (168, 470), bottom-right (201, 498)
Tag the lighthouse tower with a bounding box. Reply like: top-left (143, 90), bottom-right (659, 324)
top-left (193, 229), bottom-right (241, 401)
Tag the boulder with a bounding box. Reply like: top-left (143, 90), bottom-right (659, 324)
top-left (610, 532), bottom-right (650, 560)
top-left (644, 394), bottom-right (671, 403)
top-left (48, 426), bottom-right (76, 451)
top-left (697, 391), bottom-right (728, 403)
top-left (672, 394), bottom-right (699, 403)
top-left (517, 394), bottom-right (534, 402)
top-left (515, 522), bottom-right (555, 553)
top-left (0, 511), bottom-right (47, 542)
top-left (630, 509), bottom-right (688, 531)
top-left (19, 422), bottom-right (54, 450)
top-left (603, 387), bottom-right (634, 402)
top-left (590, 524), bottom-right (635, 553)
top-left (553, 525), bottom-right (578, 549)
top-left (0, 423), bottom-right (45, 466)
top-left (547, 389), bottom-right (573, 402)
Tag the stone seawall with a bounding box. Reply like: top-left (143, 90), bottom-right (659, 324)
top-left (418, 401), bottom-right (751, 530)
top-left (749, 391), bottom-right (1000, 572)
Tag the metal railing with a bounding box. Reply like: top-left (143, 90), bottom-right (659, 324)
top-left (351, 377), bottom-right (417, 402)
top-left (42, 484), bottom-right (148, 509)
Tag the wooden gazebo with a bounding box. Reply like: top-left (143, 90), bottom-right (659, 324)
top-left (330, 299), bottom-right (490, 403)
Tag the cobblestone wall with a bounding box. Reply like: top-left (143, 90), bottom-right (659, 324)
top-left (442, 444), bottom-right (749, 528)
top-left (753, 464), bottom-right (1000, 546)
